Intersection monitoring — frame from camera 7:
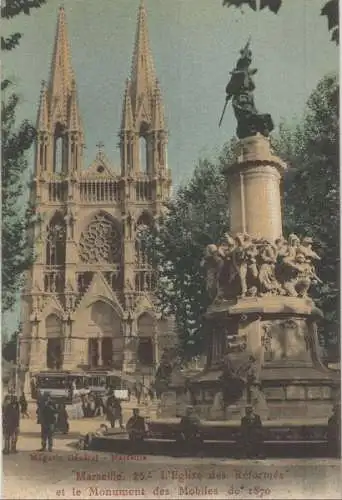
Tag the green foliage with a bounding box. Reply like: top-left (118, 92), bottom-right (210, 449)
top-left (274, 73), bottom-right (339, 346)
top-left (145, 75), bottom-right (339, 359)
top-left (223, 0), bottom-right (339, 44)
top-left (1, 0), bottom-right (46, 313)
top-left (2, 80), bottom-right (36, 312)
top-left (142, 144), bottom-right (237, 360)
top-left (1, 0), bottom-right (47, 51)
top-left (2, 330), bottom-right (19, 363)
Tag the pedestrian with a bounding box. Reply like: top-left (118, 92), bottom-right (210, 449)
top-left (30, 377), bottom-right (37, 399)
top-left (178, 406), bottom-right (202, 449)
top-left (94, 393), bottom-right (103, 417)
top-left (327, 403), bottom-right (341, 458)
top-left (88, 393), bottom-right (96, 417)
top-left (56, 403), bottom-right (69, 434)
top-left (3, 395), bottom-right (20, 454)
top-left (38, 394), bottom-right (57, 452)
top-left (106, 392), bottom-right (124, 429)
top-left (19, 392), bottom-right (29, 418)
top-left (239, 405), bottom-right (264, 458)
top-left (135, 381), bottom-right (143, 405)
top-left (148, 384), bottom-right (155, 402)
top-left (126, 408), bottom-right (147, 442)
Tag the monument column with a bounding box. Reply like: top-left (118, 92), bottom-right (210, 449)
top-left (226, 135), bottom-right (286, 241)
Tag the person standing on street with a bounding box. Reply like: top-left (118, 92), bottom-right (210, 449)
top-left (134, 381), bottom-right (143, 405)
top-left (38, 394), bottom-right (57, 452)
top-left (3, 395), bottom-right (20, 454)
top-left (94, 393), bottom-right (103, 417)
top-left (106, 392), bottom-right (124, 429)
top-left (239, 405), bottom-right (264, 458)
top-left (19, 392), bottom-right (29, 418)
top-left (126, 408), bottom-right (147, 442)
top-left (327, 403), bottom-right (341, 457)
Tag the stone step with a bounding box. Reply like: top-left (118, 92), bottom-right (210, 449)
top-left (89, 435), bottom-right (335, 458)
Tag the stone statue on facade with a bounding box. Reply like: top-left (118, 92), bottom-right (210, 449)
top-left (219, 39), bottom-right (274, 139)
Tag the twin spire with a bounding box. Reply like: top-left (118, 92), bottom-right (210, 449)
top-left (122, 0), bottom-right (165, 133)
top-left (37, 1), bottom-right (166, 144)
top-left (37, 6), bottom-right (83, 136)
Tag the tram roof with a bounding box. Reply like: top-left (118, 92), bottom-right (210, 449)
top-left (33, 371), bottom-right (88, 377)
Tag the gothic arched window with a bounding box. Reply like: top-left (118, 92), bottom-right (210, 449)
top-left (46, 212), bottom-right (66, 266)
top-left (137, 313), bottom-right (155, 366)
top-left (79, 213), bottom-right (121, 263)
top-left (53, 123), bottom-right (65, 174)
top-left (139, 136), bottom-right (147, 172)
top-left (46, 314), bottom-right (63, 369)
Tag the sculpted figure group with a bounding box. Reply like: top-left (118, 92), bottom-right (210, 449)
top-left (202, 232), bottom-right (322, 302)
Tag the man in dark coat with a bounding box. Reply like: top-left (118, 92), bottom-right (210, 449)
top-left (126, 408), bottom-right (147, 442)
top-left (178, 406), bottom-right (202, 445)
top-left (3, 395), bottom-right (20, 454)
top-left (240, 405), bottom-right (264, 458)
top-left (327, 403), bottom-right (341, 458)
top-left (94, 393), bottom-right (104, 417)
top-left (19, 392), bottom-right (29, 418)
top-left (56, 403), bottom-right (69, 434)
top-left (106, 392), bottom-right (124, 429)
top-left (38, 394), bottom-right (57, 451)
top-left (134, 381), bottom-right (143, 405)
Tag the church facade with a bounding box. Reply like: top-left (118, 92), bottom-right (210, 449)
top-left (19, 2), bottom-right (175, 382)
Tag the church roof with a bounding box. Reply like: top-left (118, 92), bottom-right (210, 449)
top-left (81, 152), bottom-right (119, 179)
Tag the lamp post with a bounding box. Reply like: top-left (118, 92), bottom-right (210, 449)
top-left (15, 333), bottom-right (22, 397)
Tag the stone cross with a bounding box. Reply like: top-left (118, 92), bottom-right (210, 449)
top-left (96, 141), bottom-right (104, 156)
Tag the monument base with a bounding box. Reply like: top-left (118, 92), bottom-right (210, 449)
top-left (157, 297), bottom-right (340, 424)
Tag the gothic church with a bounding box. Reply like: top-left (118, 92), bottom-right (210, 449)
top-left (20, 2), bottom-right (174, 383)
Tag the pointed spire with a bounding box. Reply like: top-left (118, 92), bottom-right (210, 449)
top-left (49, 6), bottom-right (74, 124)
top-left (130, 0), bottom-right (156, 110)
top-left (152, 79), bottom-right (165, 130)
top-left (37, 80), bottom-right (49, 131)
top-left (68, 78), bottom-right (83, 133)
top-left (121, 79), bottom-right (134, 131)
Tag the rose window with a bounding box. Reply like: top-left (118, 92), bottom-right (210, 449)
top-left (79, 214), bottom-right (121, 263)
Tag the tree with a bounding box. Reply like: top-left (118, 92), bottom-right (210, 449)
top-left (1, 0), bottom-right (47, 50)
top-left (145, 74), bottom-right (339, 359)
top-left (142, 144), bottom-right (235, 360)
top-left (274, 72), bottom-right (339, 349)
top-left (2, 0), bottom-right (46, 314)
top-left (2, 329), bottom-right (19, 363)
top-left (2, 81), bottom-right (36, 312)
top-left (223, 0), bottom-right (339, 44)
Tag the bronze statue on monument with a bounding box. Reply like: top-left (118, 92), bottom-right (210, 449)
top-left (219, 38), bottom-right (274, 139)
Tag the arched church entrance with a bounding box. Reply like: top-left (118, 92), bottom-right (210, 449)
top-left (46, 314), bottom-right (64, 369)
top-left (86, 301), bottom-right (123, 370)
top-left (137, 313), bottom-right (156, 369)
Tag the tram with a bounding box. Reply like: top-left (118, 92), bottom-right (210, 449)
top-left (86, 369), bottom-right (133, 401)
top-left (31, 371), bottom-right (90, 404)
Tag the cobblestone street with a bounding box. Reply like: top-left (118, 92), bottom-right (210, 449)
top-left (3, 417), bottom-right (341, 500)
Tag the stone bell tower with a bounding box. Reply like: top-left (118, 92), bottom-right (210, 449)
top-left (20, 2), bottom-right (175, 387)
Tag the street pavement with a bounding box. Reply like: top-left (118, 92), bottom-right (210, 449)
top-left (2, 417), bottom-right (341, 500)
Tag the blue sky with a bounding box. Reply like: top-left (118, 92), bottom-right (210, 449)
top-left (2, 0), bottom-right (338, 187)
top-left (2, 0), bottom-right (339, 335)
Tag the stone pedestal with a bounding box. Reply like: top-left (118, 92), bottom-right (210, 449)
top-left (185, 297), bottom-right (339, 421)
